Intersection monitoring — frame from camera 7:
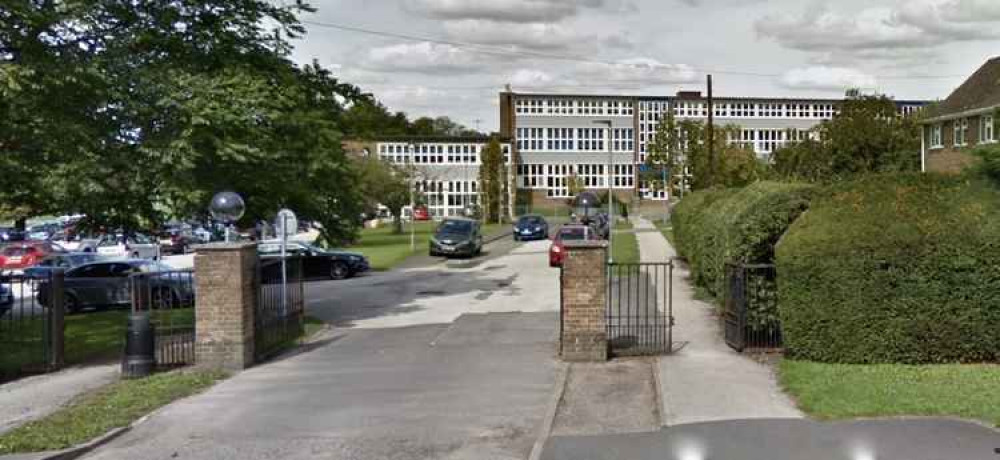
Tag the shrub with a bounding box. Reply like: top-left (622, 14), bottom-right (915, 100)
top-left (671, 187), bottom-right (737, 284)
top-left (777, 173), bottom-right (1000, 364)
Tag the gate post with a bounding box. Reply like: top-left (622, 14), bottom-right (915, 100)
top-left (560, 240), bottom-right (609, 362)
top-left (194, 243), bottom-right (258, 371)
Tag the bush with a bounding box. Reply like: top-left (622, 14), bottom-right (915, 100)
top-left (671, 187), bottom-right (738, 285)
top-left (777, 173), bottom-right (1000, 364)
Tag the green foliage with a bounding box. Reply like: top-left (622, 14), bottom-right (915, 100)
top-left (477, 137), bottom-right (507, 223)
top-left (671, 182), bottom-right (815, 326)
top-left (776, 173), bottom-right (1000, 363)
top-left (355, 156), bottom-right (411, 234)
top-left (772, 93), bottom-right (922, 182)
top-left (970, 143), bottom-right (1000, 183)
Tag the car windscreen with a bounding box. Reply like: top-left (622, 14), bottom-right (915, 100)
top-left (436, 220), bottom-right (473, 235)
top-left (518, 216), bottom-right (543, 226)
top-left (558, 228), bottom-right (588, 241)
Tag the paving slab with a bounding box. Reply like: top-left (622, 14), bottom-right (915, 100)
top-left (0, 364), bottom-right (118, 435)
top-left (551, 360), bottom-right (660, 437)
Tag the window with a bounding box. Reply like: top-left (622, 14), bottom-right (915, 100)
top-left (929, 124), bottom-right (943, 148)
top-left (982, 115), bottom-right (995, 143)
top-left (955, 119), bottom-right (969, 146)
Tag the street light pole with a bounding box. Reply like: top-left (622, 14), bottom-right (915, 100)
top-left (408, 143), bottom-right (417, 251)
top-left (594, 120), bottom-right (613, 264)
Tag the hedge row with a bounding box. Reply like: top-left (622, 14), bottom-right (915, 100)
top-left (777, 173), bottom-right (1000, 364)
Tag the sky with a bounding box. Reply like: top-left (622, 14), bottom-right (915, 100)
top-left (288, 0), bottom-right (1000, 131)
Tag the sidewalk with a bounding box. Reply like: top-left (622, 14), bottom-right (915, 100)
top-left (631, 217), bottom-right (802, 426)
top-left (0, 364), bottom-right (118, 435)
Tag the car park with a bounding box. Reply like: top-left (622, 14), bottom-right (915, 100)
top-left (429, 218), bottom-right (483, 258)
top-left (549, 225), bottom-right (597, 267)
top-left (0, 242), bottom-right (67, 275)
top-left (512, 215), bottom-right (549, 241)
top-left (24, 252), bottom-right (105, 279)
top-left (258, 240), bottom-right (370, 280)
top-left (0, 228), bottom-right (25, 242)
top-left (36, 260), bottom-right (192, 313)
top-left (96, 234), bottom-right (161, 260)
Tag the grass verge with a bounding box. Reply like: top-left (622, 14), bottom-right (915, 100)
top-left (611, 220), bottom-right (640, 264)
top-left (0, 370), bottom-right (227, 454)
top-left (779, 360), bottom-right (1000, 427)
top-left (342, 221), bottom-right (505, 271)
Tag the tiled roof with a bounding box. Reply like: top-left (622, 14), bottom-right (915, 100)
top-left (927, 57), bottom-right (1000, 119)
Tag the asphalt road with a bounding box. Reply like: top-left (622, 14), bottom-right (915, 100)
top-left (83, 236), bottom-right (563, 460)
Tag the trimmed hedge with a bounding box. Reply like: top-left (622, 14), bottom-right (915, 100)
top-left (777, 173), bottom-right (1000, 364)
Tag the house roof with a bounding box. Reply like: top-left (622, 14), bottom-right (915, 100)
top-left (925, 57), bottom-right (1000, 121)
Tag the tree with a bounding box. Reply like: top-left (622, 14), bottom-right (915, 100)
top-left (771, 91), bottom-right (922, 182)
top-left (566, 173), bottom-right (585, 201)
top-left (355, 156), bottom-right (412, 234)
top-left (643, 116), bottom-right (763, 192)
top-left (477, 137), bottom-right (507, 224)
top-left (645, 112), bottom-right (685, 196)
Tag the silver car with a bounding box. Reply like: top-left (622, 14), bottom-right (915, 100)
top-left (37, 260), bottom-right (193, 313)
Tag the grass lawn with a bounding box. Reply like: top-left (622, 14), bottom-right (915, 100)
top-left (656, 222), bottom-right (675, 248)
top-left (779, 360), bottom-right (1000, 427)
top-left (342, 221), bottom-right (505, 271)
top-left (611, 220), bottom-right (640, 264)
top-left (0, 370), bottom-right (227, 454)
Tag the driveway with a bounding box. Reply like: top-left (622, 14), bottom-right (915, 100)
top-left (83, 238), bottom-right (563, 460)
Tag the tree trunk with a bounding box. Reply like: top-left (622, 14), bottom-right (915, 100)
top-left (393, 216), bottom-right (404, 234)
top-left (15, 217), bottom-right (26, 232)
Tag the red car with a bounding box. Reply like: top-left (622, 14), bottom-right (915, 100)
top-left (413, 206), bottom-right (431, 221)
top-left (0, 242), bottom-right (67, 274)
top-left (549, 225), bottom-right (596, 267)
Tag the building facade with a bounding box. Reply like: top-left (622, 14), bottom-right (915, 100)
top-left (372, 136), bottom-right (512, 218)
top-left (921, 57), bottom-right (1000, 174)
top-left (500, 91), bottom-right (928, 204)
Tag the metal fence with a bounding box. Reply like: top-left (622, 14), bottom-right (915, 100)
top-left (0, 273), bottom-right (64, 380)
top-left (255, 257), bottom-right (305, 361)
top-left (130, 270), bottom-right (196, 368)
top-left (606, 262), bottom-right (674, 356)
top-left (723, 263), bottom-right (782, 352)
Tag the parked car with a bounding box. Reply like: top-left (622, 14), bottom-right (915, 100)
top-left (581, 213), bottom-right (610, 240)
top-left (258, 241), bottom-right (370, 280)
top-left (512, 215), bottom-right (549, 241)
top-left (95, 234), bottom-right (161, 260)
top-left (0, 242), bottom-right (67, 275)
top-left (413, 206), bottom-right (431, 221)
top-left (0, 284), bottom-right (12, 314)
top-left (549, 225), bottom-right (597, 267)
top-left (0, 228), bottom-right (25, 242)
top-left (159, 230), bottom-right (198, 255)
top-left (429, 217), bottom-right (483, 258)
top-left (24, 252), bottom-right (105, 279)
top-left (36, 260), bottom-right (192, 313)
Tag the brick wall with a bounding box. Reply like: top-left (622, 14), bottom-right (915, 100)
top-left (560, 241), bottom-right (608, 362)
top-left (194, 243), bottom-right (258, 371)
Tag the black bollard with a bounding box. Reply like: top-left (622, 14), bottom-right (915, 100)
top-left (122, 312), bottom-right (155, 378)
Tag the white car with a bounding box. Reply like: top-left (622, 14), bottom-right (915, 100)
top-left (96, 234), bottom-right (161, 260)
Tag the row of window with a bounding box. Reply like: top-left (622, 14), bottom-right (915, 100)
top-left (378, 142), bottom-right (510, 165)
top-left (928, 115), bottom-right (995, 148)
top-left (515, 163), bottom-right (636, 197)
top-left (516, 127), bottom-right (634, 152)
top-left (414, 180), bottom-right (480, 217)
top-left (515, 98), bottom-right (634, 117)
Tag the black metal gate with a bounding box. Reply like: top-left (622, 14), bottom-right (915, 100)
top-left (1, 273), bottom-right (64, 380)
top-left (130, 269), bottom-right (196, 368)
top-left (606, 262), bottom-right (674, 356)
top-left (723, 263), bottom-right (782, 352)
top-left (255, 256), bottom-right (304, 361)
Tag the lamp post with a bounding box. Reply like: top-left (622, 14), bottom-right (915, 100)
top-left (593, 120), bottom-right (613, 264)
top-left (407, 143), bottom-right (417, 251)
top-left (209, 191), bottom-right (245, 243)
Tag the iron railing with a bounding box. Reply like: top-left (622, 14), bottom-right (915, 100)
top-left (1, 272), bottom-right (64, 380)
top-left (606, 262), bottom-right (674, 356)
top-left (255, 256), bottom-right (305, 361)
top-left (130, 270), bottom-right (196, 368)
top-left (724, 263), bottom-right (782, 352)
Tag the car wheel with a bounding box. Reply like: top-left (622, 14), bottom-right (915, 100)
top-left (330, 262), bottom-right (350, 280)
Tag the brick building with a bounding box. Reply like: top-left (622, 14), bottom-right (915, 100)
top-left (921, 57), bottom-right (1000, 173)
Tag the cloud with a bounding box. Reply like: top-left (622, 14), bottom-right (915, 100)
top-left (442, 20), bottom-right (586, 51)
top-left (362, 42), bottom-right (491, 74)
top-left (403, 0), bottom-right (606, 22)
top-left (756, 1), bottom-right (1000, 62)
top-left (509, 69), bottom-right (556, 87)
top-left (577, 58), bottom-right (700, 85)
top-left (779, 66), bottom-right (877, 91)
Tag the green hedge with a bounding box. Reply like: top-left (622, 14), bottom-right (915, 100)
top-left (777, 173), bottom-right (1000, 363)
top-left (671, 187), bottom-right (738, 287)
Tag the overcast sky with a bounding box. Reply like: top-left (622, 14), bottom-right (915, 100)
top-left (288, 0), bottom-right (1000, 131)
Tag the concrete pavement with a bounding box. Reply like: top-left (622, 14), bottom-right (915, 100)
top-left (82, 238), bottom-right (563, 460)
top-left (632, 217), bottom-right (802, 426)
top-left (0, 364), bottom-right (118, 435)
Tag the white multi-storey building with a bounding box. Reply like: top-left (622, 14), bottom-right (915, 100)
top-left (500, 91), bottom-right (928, 203)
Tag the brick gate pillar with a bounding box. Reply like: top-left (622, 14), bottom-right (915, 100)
top-left (194, 243), bottom-right (258, 371)
top-left (560, 240), bottom-right (608, 362)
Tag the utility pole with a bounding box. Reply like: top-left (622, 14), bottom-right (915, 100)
top-left (706, 74), bottom-right (715, 188)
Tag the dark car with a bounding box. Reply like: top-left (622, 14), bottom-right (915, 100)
top-left (24, 252), bottom-right (105, 279)
top-left (429, 217), bottom-right (483, 258)
top-left (513, 215), bottom-right (549, 241)
top-left (258, 241), bottom-right (370, 280)
top-left (0, 284), bottom-right (12, 315)
top-left (0, 228), bottom-right (25, 243)
top-left (37, 260), bottom-right (193, 313)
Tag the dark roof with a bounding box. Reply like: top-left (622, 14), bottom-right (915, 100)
top-left (927, 57), bottom-right (1000, 119)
